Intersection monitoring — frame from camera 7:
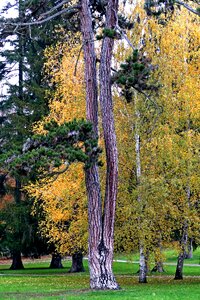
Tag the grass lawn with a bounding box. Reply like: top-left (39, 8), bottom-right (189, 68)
top-left (114, 247), bottom-right (200, 265)
top-left (0, 251), bottom-right (199, 299)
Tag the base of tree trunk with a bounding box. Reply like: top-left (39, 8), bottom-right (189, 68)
top-left (139, 275), bottom-right (147, 283)
top-left (10, 251), bottom-right (24, 270)
top-left (174, 274), bottom-right (183, 280)
top-left (68, 252), bottom-right (85, 273)
top-left (49, 253), bottom-right (63, 269)
top-left (90, 273), bottom-right (120, 290)
top-left (174, 252), bottom-right (184, 280)
top-left (151, 264), bottom-right (165, 273)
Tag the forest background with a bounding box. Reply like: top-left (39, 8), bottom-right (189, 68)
top-left (0, 0), bottom-right (199, 290)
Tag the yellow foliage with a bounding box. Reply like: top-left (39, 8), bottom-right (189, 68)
top-left (114, 4), bottom-right (200, 255)
top-left (26, 38), bottom-right (88, 255)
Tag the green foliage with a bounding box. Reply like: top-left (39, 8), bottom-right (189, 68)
top-left (102, 28), bottom-right (117, 38)
top-left (0, 200), bottom-right (47, 257)
top-left (96, 28), bottom-right (117, 40)
top-left (113, 49), bottom-right (157, 102)
top-left (0, 119), bottom-right (101, 180)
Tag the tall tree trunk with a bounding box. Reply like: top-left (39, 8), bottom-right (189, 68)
top-left (49, 253), bottom-right (63, 269)
top-left (98, 0), bottom-right (119, 290)
top-left (10, 0), bottom-right (25, 271)
top-left (80, 0), bottom-right (103, 289)
top-left (134, 93), bottom-right (147, 283)
top-left (68, 252), bottom-right (85, 273)
top-left (10, 250), bottom-right (24, 270)
top-left (18, 0), bottom-right (25, 104)
top-left (80, 0), bottom-right (119, 289)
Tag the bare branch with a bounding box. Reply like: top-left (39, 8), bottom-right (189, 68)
top-left (116, 25), bottom-right (136, 51)
top-left (39, 0), bottom-right (71, 19)
top-left (1, 6), bottom-right (79, 28)
top-left (175, 0), bottom-right (200, 16)
top-left (74, 45), bottom-right (83, 76)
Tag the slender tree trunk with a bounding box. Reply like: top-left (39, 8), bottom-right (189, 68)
top-left (175, 182), bottom-right (191, 280)
top-left (10, 0), bottom-right (25, 270)
top-left (68, 252), bottom-right (85, 273)
top-left (0, 174), bottom-right (6, 195)
top-left (14, 179), bottom-right (21, 204)
top-left (134, 93), bottom-right (147, 283)
top-left (80, 0), bottom-right (119, 289)
top-left (185, 238), bottom-right (193, 259)
top-left (49, 253), bottom-right (63, 269)
top-left (139, 246), bottom-right (147, 283)
top-left (10, 250), bottom-right (24, 270)
top-left (18, 0), bottom-right (25, 104)
top-left (174, 222), bottom-right (188, 280)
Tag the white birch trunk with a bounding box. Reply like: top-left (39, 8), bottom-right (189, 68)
top-left (134, 93), bottom-right (147, 283)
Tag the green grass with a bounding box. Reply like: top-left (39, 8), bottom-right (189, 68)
top-left (0, 254), bottom-right (199, 299)
top-left (114, 247), bottom-right (200, 265)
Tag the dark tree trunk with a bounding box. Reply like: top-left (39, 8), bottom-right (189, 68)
top-left (80, 0), bottom-right (119, 290)
top-left (10, 250), bottom-right (24, 270)
top-left (174, 252), bottom-right (185, 280)
top-left (0, 174), bottom-right (6, 195)
top-left (49, 253), bottom-right (63, 269)
top-left (68, 252), bottom-right (85, 273)
top-left (14, 179), bottom-right (21, 204)
top-left (174, 222), bottom-right (188, 280)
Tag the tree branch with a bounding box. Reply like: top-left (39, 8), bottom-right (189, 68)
top-left (116, 25), bottom-right (136, 50)
top-left (175, 0), bottom-right (200, 16)
top-left (38, 0), bottom-right (71, 19)
top-left (1, 6), bottom-right (79, 28)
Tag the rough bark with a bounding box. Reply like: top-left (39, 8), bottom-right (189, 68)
top-left (10, 250), bottom-right (24, 270)
top-left (80, 0), bottom-right (119, 289)
top-left (49, 253), bottom-right (63, 269)
top-left (80, 0), bottom-right (103, 289)
top-left (98, 0), bottom-right (119, 290)
top-left (68, 252), bottom-right (85, 273)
